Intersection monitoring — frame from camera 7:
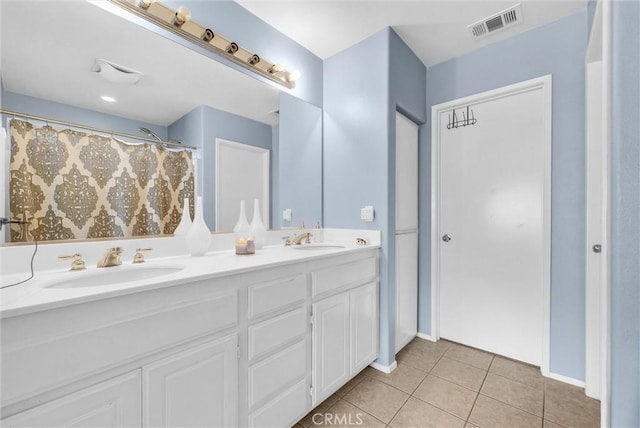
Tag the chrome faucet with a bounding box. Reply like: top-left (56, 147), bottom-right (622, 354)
top-left (291, 232), bottom-right (313, 245)
top-left (97, 247), bottom-right (123, 268)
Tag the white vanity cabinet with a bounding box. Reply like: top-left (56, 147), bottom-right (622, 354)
top-left (1, 248), bottom-right (379, 428)
top-left (2, 371), bottom-right (142, 428)
top-left (311, 254), bottom-right (379, 406)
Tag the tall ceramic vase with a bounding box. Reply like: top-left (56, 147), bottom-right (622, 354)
top-left (186, 196), bottom-right (211, 256)
top-left (173, 198), bottom-right (192, 236)
top-left (248, 199), bottom-right (267, 249)
top-left (233, 200), bottom-right (250, 235)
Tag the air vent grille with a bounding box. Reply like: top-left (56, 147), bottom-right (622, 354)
top-left (485, 16), bottom-right (504, 32)
top-left (468, 3), bottom-right (523, 40)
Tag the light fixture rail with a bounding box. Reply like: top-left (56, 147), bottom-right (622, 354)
top-left (107, 0), bottom-right (298, 89)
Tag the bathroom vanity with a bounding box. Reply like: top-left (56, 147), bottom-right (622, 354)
top-left (0, 242), bottom-right (379, 427)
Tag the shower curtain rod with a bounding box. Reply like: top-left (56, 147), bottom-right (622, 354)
top-left (0, 108), bottom-right (197, 150)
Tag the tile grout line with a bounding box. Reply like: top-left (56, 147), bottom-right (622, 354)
top-left (385, 340), bottom-right (452, 426)
top-left (330, 398), bottom-right (391, 427)
top-left (542, 376), bottom-right (547, 425)
top-left (398, 344), bottom-right (476, 424)
top-left (465, 354), bottom-right (495, 425)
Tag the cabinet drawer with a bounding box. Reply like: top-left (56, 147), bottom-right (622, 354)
top-left (248, 379), bottom-right (307, 428)
top-left (248, 340), bottom-right (306, 409)
top-left (248, 307), bottom-right (307, 362)
top-left (247, 274), bottom-right (307, 319)
top-left (311, 257), bottom-right (376, 297)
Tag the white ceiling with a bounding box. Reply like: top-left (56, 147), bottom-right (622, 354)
top-left (236, 0), bottom-right (587, 66)
top-left (0, 1), bottom-right (280, 127)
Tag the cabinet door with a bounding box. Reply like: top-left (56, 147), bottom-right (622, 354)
top-left (2, 371), bottom-right (141, 427)
top-left (312, 293), bottom-right (349, 406)
top-left (396, 111), bottom-right (419, 231)
top-left (395, 233), bottom-right (418, 352)
top-left (350, 282), bottom-right (378, 374)
top-left (143, 334), bottom-right (238, 428)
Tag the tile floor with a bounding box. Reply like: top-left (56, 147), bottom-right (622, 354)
top-left (295, 338), bottom-right (600, 428)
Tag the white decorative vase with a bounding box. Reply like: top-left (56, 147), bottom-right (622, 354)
top-left (173, 198), bottom-right (192, 236)
top-left (248, 199), bottom-right (267, 249)
top-left (186, 196), bottom-right (211, 256)
top-left (233, 200), bottom-right (250, 235)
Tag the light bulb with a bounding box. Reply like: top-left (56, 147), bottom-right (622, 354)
top-left (173, 6), bottom-right (191, 26)
top-left (268, 62), bottom-right (285, 74)
top-left (138, 0), bottom-right (156, 9)
top-left (287, 70), bottom-right (301, 82)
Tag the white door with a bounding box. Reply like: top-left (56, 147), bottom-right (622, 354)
top-left (312, 293), bottom-right (349, 406)
top-left (350, 282), bottom-right (378, 374)
top-left (215, 139), bottom-right (269, 231)
top-left (434, 77), bottom-right (551, 367)
top-left (3, 371), bottom-right (141, 427)
top-left (143, 335), bottom-right (238, 427)
top-left (395, 112), bottom-right (419, 353)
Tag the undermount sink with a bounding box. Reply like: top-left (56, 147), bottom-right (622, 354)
top-left (290, 243), bottom-right (346, 251)
top-left (45, 265), bottom-right (185, 289)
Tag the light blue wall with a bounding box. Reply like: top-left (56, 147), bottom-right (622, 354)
top-left (169, 105), bottom-right (272, 231)
top-left (1, 91), bottom-right (167, 139)
top-left (610, 1), bottom-right (640, 426)
top-left (167, 106), bottom-right (204, 218)
top-left (164, 0), bottom-right (323, 107)
top-left (324, 28), bottom-right (392, 364)
top-left (324, 27), bottom-right (426, 367)
top-left (420, 12), bottom-right (588, 381)
top-left (276, 92), bottom-right (322, 228)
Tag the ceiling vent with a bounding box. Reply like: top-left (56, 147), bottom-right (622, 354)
top-left (468, 4), bottom-right (523, 39)
top-left (91, 59), bottom-right (144, 85)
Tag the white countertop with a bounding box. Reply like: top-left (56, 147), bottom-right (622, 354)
top-left (0, 243), bottom-right (379, 319)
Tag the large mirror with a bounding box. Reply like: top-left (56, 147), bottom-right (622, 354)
top-left (0, 0), bottom-right (322, 244)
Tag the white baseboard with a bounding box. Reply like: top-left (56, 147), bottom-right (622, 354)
top-left (369, 360), bottom-right (397, 374)
top-left (549, 372), bottom-right (586, 388)
top-left (416, 333), bottom-right (437, 342)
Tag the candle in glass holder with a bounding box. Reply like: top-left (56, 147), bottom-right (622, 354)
top-left (235, 236), bottom-right (255, 255)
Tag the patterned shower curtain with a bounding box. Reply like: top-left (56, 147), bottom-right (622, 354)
top-left (8, 119), bottom-right (194, 242)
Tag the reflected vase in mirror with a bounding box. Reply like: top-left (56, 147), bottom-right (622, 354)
top-left (186, 196), bottom-right (211, 256)
top-left (173, 198), bottom-right (193, 236)
top-left (249, 199), bottom-right (267, 249)
top-left (233, 200), bottom-right (250, 235)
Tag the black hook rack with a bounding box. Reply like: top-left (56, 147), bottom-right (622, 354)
top-left (447, 105), bottom-right (477, 130)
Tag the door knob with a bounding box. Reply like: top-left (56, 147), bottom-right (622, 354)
top-left (592, 244), bottom-right (602, 253)
top-left (442, 234), bottom-right (451, 242)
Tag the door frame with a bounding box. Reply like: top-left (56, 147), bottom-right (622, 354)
top-left (584, 0), bottom-right (611, 423)
top-left (215, 138), bottom-right (270, 231)
top-left (431, 75), bottom-right (552, 376)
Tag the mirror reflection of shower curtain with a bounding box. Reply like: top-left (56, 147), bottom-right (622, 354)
top-left (8, 119), bottom-right (195, 242)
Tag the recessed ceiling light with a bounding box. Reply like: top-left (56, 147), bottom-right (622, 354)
top-left (101, 96), bottom-right (116, 103)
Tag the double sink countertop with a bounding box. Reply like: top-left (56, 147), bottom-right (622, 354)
top-left (0, 241), bottom-right (379, 319)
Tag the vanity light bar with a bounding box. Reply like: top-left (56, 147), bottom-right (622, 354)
top-left (108, 0), bottom-right (297, 89)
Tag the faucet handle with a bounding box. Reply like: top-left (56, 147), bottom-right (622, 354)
top-left (133, 248), bottom-right (152, 264)
top-left (58, 253), bottom-right (86, 271)
top-left (282, 236), bottom-right (291, 246)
